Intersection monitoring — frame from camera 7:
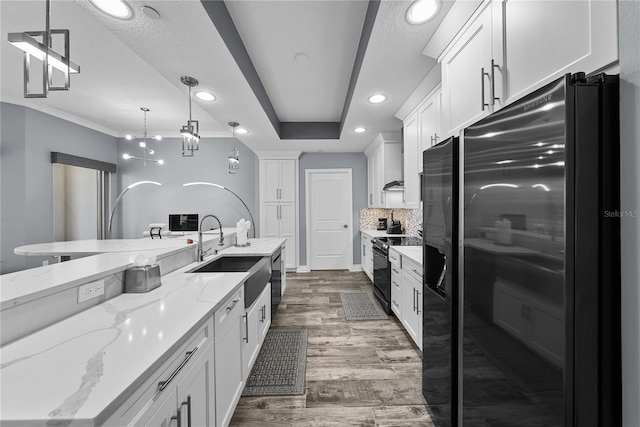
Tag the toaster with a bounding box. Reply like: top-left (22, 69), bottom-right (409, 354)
top-left (124, 265), bottom-right (161, 293)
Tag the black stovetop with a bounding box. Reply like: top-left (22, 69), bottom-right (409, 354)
top-left (372, 236), bottom-right (423, 252)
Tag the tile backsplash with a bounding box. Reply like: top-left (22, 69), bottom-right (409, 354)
top-left (360, 208), bottom-right (423, 236)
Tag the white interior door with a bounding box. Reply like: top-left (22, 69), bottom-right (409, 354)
top-left (307, 169), bottom-right (352, 270)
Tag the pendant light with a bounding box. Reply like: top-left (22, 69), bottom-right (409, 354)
top-left (7, 0), bottom-right (80, 98)
top-left (228, 121), bottom-right (240, 174)
top-left (179, 76), bottom-right (200, 157)
top-left (122, 107), bottom-right (164, 166)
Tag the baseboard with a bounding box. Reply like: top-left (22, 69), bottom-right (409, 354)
top-left (349, 264), bottom-right (363, 272)
top-left (296, 265), bottom-right (311, 273)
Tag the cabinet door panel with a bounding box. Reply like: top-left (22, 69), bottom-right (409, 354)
top-left (403, 113), bottom-right (420, 209)
top-left (501, 0), bottom-right (618, 105)
top-left (177, 350), bottom-right (214, 427)
top-left (263, 204), bottom-right (279, 238)
top-left (367, 155), bottom-right (375, 207)
top-left (141, 388), bottom-right (177, 427)
top-left (278, 160), bottom-right (296, 202)
top-left (441, 5), bottom-right (492, 135)
top-left (262, 160), bottom-right (280, 202)
top-left (214, 316), bottom-right (244, 427)
top-left (280, 203), bottom-right (296, 269)
top-left (243, 303), bottom-right (261, 381)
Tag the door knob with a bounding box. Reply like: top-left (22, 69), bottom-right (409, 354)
top-left (343, 224), bottom-right (348, 228)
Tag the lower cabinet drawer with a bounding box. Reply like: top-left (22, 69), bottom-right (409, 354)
top-left (215, 288), bottom-right (244, 336)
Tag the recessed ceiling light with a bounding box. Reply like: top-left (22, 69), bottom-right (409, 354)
top-left (406, 0), bottom-right (439, 24)
top-left (194, 91), bottom-right (216, 102)
top-left (236, 128), bottom-right (249, 134)
top-left (89, 0), bottom-right (132, 19)
top-left (368, 94), bottom-right (387, 104)
top-left (354, 127), bottom-right (366, 133)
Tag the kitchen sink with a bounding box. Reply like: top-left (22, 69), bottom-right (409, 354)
top-left (189, 256), bottom-right (271, 308)
top-left (190, 256), bottom-right (263, 273)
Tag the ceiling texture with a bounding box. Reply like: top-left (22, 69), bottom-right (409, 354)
top-left (0, 0), bottom-right (454, 153)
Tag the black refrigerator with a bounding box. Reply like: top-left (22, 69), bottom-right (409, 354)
top-left (422, 73), bottom-right (621, 426)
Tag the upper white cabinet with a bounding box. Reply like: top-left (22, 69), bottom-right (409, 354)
top-left (262, 159), bottom-right (296, 202)
top-left (440, 1), bottom-right (499, 136)
top-left (259, 156), bottom-right (299, 269)
top-left (365, 132), bottom-right (403, 209)
top-left (498, 0), bottom-right (618, 106)
top-left (402, 86), bottom-right (442, 209)
top-left (439, 0), bottom-right (618, 136)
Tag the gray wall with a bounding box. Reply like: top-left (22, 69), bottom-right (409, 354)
top-left (620, 2), bottom-right (639, 425)
top-left (0, 103), bottom-right (118, 274)
top-left (115, 136), bottom-right (259, 239)
top-left (298, 152), bottom-right (368, 266)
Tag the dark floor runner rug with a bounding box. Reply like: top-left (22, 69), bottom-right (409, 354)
top-left (242, 328), bottom-right (308, 396)
top-left (340, 291), bottom-right (388, 321)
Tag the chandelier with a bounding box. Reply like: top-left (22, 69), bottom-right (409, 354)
top-left (180, 76), bottom-right (200, 157)
top-left (7, 0), bottom-right (80, 98)
top-left (122, 107), bottom-right (164, 166)
top-left (228, 121), bottom-right (240, 174)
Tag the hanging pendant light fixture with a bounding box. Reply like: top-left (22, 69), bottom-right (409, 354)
top-left (228, 121), bottom-right (240, 174)
top-left (7, 0), bottom-right (81, 98)
top-left (122, 108), bottom-right (164, 166)
top-left (180, 76), bottom-right (200, 157)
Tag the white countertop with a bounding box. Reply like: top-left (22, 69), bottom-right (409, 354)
top-left (0, 237), bottom-right (285, 427)
top-left (390, 246), bottom-right (423, 265)
top-left (13, 229), bottom-right (234, 257)
top-left (2, 230), bottom-right (235, 311)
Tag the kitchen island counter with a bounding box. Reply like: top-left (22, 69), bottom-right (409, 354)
top-left (0, 237), bottom-right (286, 427)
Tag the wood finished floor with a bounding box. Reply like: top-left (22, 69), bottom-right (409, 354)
top-left (230, 270), bottom-right (434, 427)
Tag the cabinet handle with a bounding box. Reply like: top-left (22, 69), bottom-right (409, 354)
top-left (412, 268), bottom-right (420, 276)
top-left (381, 191), bottom-right (385, 205)
top-left (158, 346), bottom-right (199, 391)
top-left (416, 290), bottom-right (421, 315)
top-left (392, 268), bottom-right (399, 274)
top-left (226, 298), bottom-right (240, 311)
top-left (171, 407), bottom-right (182, 427)
top-left (260, 305), bottom-right (265, 323)
top-left (491, 59), bottom-right (500, 105)
top-left (413, 288), bottom-right (417, 312)
top-left (243, 313), bottom-right (249, 343)
top-left (179, 395), bottom-right (192, 427)
top-left (481, 67), bottom-right (490, 111)
top-left (370, 193), bottom-right (373, 205)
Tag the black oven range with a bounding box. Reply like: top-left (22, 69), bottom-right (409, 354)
top-left (371, 236), bottom-right (422, 314)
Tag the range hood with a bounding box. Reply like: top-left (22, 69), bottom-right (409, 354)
top-left (383, 180), bottom-right (405, 191)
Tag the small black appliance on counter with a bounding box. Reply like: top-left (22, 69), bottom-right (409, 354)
top-left (377, 218), bottom-right (387, 230)
top-left (386, 221), bottom-right (402, 234)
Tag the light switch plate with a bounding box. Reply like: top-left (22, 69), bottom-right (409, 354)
top-left (78, 280), bottom-right (105, 303)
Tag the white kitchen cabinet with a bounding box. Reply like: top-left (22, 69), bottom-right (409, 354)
top-left (260, 158), bottom-right (298, 269)
top-left (389, 250), bottom-right (402, 317)
top-left (402, 112), bottom-right (420, 210)
top-left (440, 0), bottom-right (618, 137)
top-left (176, 343), bottom-right (215, 427)
top-left (261, 159), bottom-right (296, 202)
top-left (499, 0), bottom-right (618, 106)
top-left (403, 86), bottom-right (442, 209)
top-left (493, 280), bottom-right (564, 368)
top-left (361, 233), bottom-right (373, 281)
top-left (243, 283), bottom-right (271, 381)
top-left (365, 133), bottom-right (402, 208)
top-left (214, 289), bottom-right (244, 427)
top-left (400, 257), bottom-right (423, 350)
top-left (115, 318), bottom-right (215, 427)
top-left (440, 1), bottom-right (498, 137)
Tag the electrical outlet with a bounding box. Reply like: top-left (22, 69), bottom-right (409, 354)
top-left (78, 280), bottom-right (105, 303)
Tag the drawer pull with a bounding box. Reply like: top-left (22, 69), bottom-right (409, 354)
top-left (226, 298), bottom-right (240, 311)
top-left (392, 268), bottom-right (400, 274)
top-left (411, 268), bottom-right (420, 275)
top-left (158, 346), bottom-right (198, 391)
top-left (243, 313), bottom-right (249, 343)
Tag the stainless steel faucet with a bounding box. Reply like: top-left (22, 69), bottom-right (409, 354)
top-left (198, 214), bottom-right (224, 261)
